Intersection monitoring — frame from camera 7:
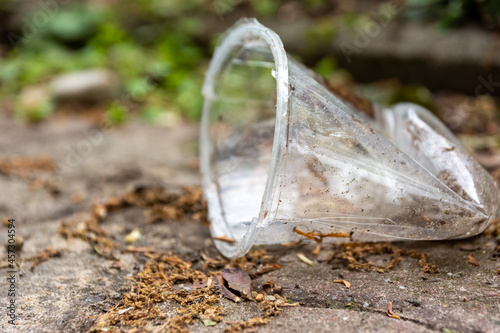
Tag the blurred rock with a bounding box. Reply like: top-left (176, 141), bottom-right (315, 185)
top-left (18, 85), bottom-right (54, 122)
top-left (50, 69), bottom-right (119, 104)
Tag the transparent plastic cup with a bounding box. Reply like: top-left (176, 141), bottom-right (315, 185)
top-left (200, 18), bottom-right (499, 258)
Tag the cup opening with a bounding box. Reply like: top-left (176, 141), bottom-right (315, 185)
top-left (201, 19), bottom-right (289, 257)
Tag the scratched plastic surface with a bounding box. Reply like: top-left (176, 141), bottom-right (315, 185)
top-left (200, 19), bottom-right (499, 258)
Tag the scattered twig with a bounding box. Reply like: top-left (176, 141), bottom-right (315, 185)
top-left (26, 247), bottom-right (61, 271)
top-left (294, 228), bottom-right (352, 242)
top-left (334, 279), bottom-right (351, 289)
top-left (297, 253), bottom-right (314, 266)
top-left (214, 235), bottom-right (236, 243)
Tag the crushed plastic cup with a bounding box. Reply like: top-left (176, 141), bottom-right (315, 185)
top-left (200, 18), bottom-right (499, 258)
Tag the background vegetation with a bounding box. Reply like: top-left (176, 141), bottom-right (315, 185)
top-left (0, 0), bottom-right (498, 123)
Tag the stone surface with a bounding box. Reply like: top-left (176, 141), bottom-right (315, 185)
top-left (50, 69), bottom-right (119, 104)
top-left (0, 109), bottom-right (499, 332)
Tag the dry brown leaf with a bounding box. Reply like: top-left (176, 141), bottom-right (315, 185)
top-left (334, 279), bottom-right (351, 289)
top-left (192, 277), bottom-right (213, 290)
top-left (222, 267), bottom-right (252, 298)
top-left (468, 254), bottom-right (480, 266)
top-left (213, 274), bottom-right (241, 303)
top-left (387, 302), bottom-right (401, 320)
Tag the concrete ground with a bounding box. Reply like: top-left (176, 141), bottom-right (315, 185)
top-left (0, 110), bottom-right (499, 333)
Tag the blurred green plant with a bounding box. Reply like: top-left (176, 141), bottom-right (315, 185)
top-left (105, 101), bottom-right (128, 125)
top-left (357, 81), bottom-right (436, 111)
top-left (314, 56), bottom-right (337, 78)
top-left (1, 0), bottom-right (497, 125)
top-left (15, 94), bottom-right (54, 123)
top-left (250, 0), bottom-right (279, 17)
top-left (0, 0), bottom-right (212, 123)
top-left (42, 4), bottom-right (102, 42)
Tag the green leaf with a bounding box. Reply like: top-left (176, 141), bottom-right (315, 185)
top-left (314, 57), bottom-right (337, 78)
top-left (202, 319), bottom-right (217, 327)
top-left (250, 0), bottom-right (279, 16)
top-left (44, 6), bottom-right (102, 42)
top-left (106, 102), bottom-right (128, 125)
top-left (141, 106), bottom-right (163, 124)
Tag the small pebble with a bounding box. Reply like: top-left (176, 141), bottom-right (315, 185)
top-left (256, 294), bottom-right (264, 302)
top-left (425, 278), bottom-right (441, 283)
top-left (125, 229), bottom-right (141, 243)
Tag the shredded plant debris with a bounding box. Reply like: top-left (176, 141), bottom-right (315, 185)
top-left (58, 210), bottom-right (119, 260)
top-left (58, 186), bottom-right (292, 332)
top-left (26, 247), bottom-right (61, 271)
top-left (90, 253), bottom-right (213, 332)
top-left (0, 155), bottom-right (61, 195)
top-left (0, 155), bottom-right (55, 177)
top-left (223, 296), bottom-right (284, 333)
top-left (335, 242), bottom-right (439, 274)
top-left (54, 183), bottom-right (447, 332)
top-left (122, 185), bottom-right (208, 224)
top-left (59, 185), bottom-right (208, 258)
top-left (294, 228), bottom-right (352, 242)
top-left (88, 249), bottom-right (293, 332)
top-left (292, 229), bottom-right (438, 273)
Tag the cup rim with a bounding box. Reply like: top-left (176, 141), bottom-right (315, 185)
top-left (200, 18), bottom-right (289, 257)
